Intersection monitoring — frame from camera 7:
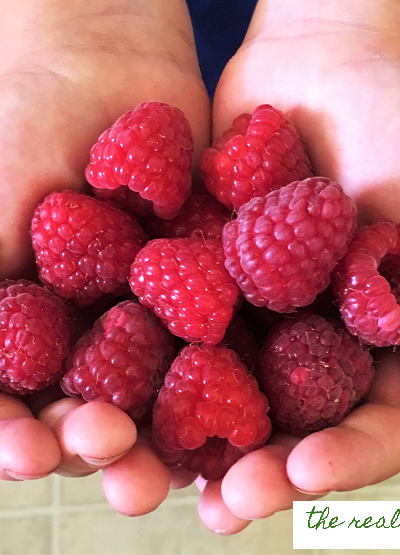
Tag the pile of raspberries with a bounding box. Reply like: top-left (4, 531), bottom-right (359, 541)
top-left (2, 100), bottom-right (396, 481)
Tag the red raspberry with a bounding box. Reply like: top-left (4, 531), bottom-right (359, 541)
top-left (152, 343), bottom-right (271, 480)
top-left (200, 104), bottom-right (312, 210)
top-left (332, 221), bottom-right (400, 346)
top-left (222, 177), bottom-right (357, 312)
top-left (61, 300), bottom-right (176, 420)
top-left (85, 102), bottom-right (193, 219)
top-left (31, 190), bottom-right (147, 306)
top-left (129, 237), bottom-right (240, 344)
top-left (0, 280), bottom-right (72, 394)
top-left (222, 313), bottom-right (260, 372)
top-left (93, 187), bottom-right (154, 220)
top-left (258, 313), bottom-right (374, 436)
top-left (143, 193), bottom-right (231, 241)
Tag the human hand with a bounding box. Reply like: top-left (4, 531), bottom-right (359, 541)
top-left (199, 0), bottom-right (400, 533)
top-left (0, 0), bottom-right (209, 515)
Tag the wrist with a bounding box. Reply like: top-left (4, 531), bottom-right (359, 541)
top-left (249, 0), bottom-right (400, 40)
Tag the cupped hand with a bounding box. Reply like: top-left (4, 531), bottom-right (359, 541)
top-left (199, 0), bottom-right (400, 533)
top-left (0, 0), bottom-right (209, 515)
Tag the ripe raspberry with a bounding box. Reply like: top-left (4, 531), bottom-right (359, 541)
top-left (86, 102), bottom-right (193, 219)
top-left (258, 312), bottom-right (374, 436)
top-left (332, 221), bottom-right (400, 346)
top-left (222, 177), bottom-right (357, 312)
top-left (143, 193), bottom-right (231, 241)
top-left (93, 187), bottom-right (154, 220)
top-left (31, 190), bottom-right (147, 306)
top-left (152, 343), bottom-right (271, 481)
top-left (0, 280), bottom-right (72, 394)
top-left (200, 104), bottom-right (312, 210)
top-left (129, 237), bottom-right (240, 344)
top-left (61, 300), bottom-right (176, 420)
top-left (222, 313), bottom-right (260, 372)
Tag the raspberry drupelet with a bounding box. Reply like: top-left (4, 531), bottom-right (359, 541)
top-left (86, 102), bottom-right (193, 219)
top-left (152, 343), bottom-right (271, 481)
top-left (143, 193), bottom-right (232, 241)
top-left (0, 280), bottom-right (72, 394)
top-left (61, 300), bottom-right (176, 421)
top-left (31, 190), bottom-right (147, 306)
top-left (257, 312), bottom-right (374, 436)
top-left (222, 177), bottom-right (357, 312)
top-left (129, 237), bottom-right (240, 344)
top-left (332, 221), bottom-right (400, 346)
top-left (200, 104), bottom-right (313, 210)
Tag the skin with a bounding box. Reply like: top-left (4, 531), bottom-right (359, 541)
top-left (200, 0), bottom-right (400, 533)
top-left (2, 0), bottom-right (400, 536)
top-left (0, 0), bottom-right (208, 502)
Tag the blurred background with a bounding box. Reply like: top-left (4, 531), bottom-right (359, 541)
top-left (0, 470), bottom-right (399, 554)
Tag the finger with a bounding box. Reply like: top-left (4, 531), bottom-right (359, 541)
top-left (287, 351), bottom-right (400, 494)
top-left (102, 437), bottom-right (170, 516)
top-left (198, 479), bottom-right (252, 535)
top-left (0, 393), bottom-right (61, 480)
top-left (169, 466), bottom-right (198, 490)
top-left (221, 435), bottom-right (323, 520)
top-left (39, 399), bottom-right (137, 477)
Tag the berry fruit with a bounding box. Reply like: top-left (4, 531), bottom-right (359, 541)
top-left (223, 177), bottom-right (357, 312)
top-left (332, 221), bottom-right (400, 346)
top-left (152, 343), bottom-right (271, 480)
top-left (129, 237), bottom-right (240, 344)
top-left (61, 300), bottom-right (176, 420)
top-left (0, 280), bottom-right (72, 394)
top-left (258, 312), bottom-right (374, 436)
top-left (86, 102), bottom-right (193, 219)
top-left (200, 104), bottom-right (312, 210)
top-left (31, 190), bottom-right (147, 306)
top-left (93, 187), bottom-right (154, 220)
top-left (143, 193), bottom-right (231, 241)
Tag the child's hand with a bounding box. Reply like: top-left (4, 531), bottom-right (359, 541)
top-left (0, 0), bottom-right (209, 515)
top-left (199, 0), bottom-right (400, 533)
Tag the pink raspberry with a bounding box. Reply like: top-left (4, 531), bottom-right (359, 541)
top-left (61, 300), bottom-right (176, 421)
top-left (258, 312), bottom-right (374, 436)
top-left (129, 237), bottom-right (240, 344)
top-left (152, 343), bottom-right (271, 481)
top-left (143, 193), bottom-right (231, 241)
top-left (86, 102), bottom-right (193, 219)
top-left (200, 104), bottom-right (313, 210)
top-left (222, 177), bottom-right (357, 312)
top-left (31, 190), bottom-right (147, 306)
top-left (332, 221), bottom-right (400, 346)
top-left (0, 280), bottom-right (72, 394)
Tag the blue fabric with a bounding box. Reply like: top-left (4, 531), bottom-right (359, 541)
top-left (186, 0), bottom-right (258, 98)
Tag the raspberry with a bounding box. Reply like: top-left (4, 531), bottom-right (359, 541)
top-left (222, 177), bottom-right (357, 312)
top-left (85, 102), bottom-right (193, 219)
top-left (152, 343), bottom-right (271, 480)
top-left (61, 300), bottom-right (176, 420)
top-left (257, 312), bottom-right (374, 436)
top-left (222, 313), bottom-right (260, 372)
top-left (93, 187), bottom-right (154, 220)
top-left (143, 193), bottom-right (231, 241)
top-left (31, 190), bottom-right (147, 306)
top-left (200, 104), bottom-right (313, 210)
top-left (332, 221), bottom-right (400, 346)
top-left (0, 280), bottom-right (72, 394)
top-left (129, 237), bottom-right (240, 344)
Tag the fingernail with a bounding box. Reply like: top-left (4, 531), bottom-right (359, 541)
top-left (79, 449), bottom-right (130, 467)
top-left (6, 470), bottom-right (50, 481)
top-left (293, 485), bottom-right (331, 496)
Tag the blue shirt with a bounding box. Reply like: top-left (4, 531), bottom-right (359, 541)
top-left (186, 0), bottom-right (258, 98)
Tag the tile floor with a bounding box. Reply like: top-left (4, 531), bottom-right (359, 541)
top-left (0, 470), bottom-right (400, 554)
